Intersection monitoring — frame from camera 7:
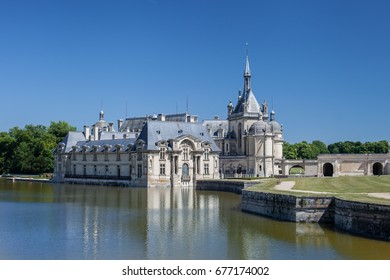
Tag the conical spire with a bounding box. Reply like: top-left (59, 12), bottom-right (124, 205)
top-left (244, 44), bottom-right (251, 77)
top-left (243, 44), bottom-right (251, 93)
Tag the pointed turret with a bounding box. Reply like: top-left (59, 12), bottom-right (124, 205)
top-left (243, 45), bottom-right (251, 94)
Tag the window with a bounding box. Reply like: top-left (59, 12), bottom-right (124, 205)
top-left (160, 163), bottom-right (166, 175)
top-left (73, 164), bottom-right (76, 175)
top-left (83, 148), bottom-right (87, 161)
top-left (137, 151), bottom-right (142, 161)
top-left (94, 165), bottom-right (97, 176)
top-left (105, 165), bottom-right (109, 176)
top-left (204, 148), bottom-right (209, 161)
top-left (116, 149), bottom-right (121, 161)
top-left (104, 148), bottom-right (109, 161)
top-left (137, 164), bottom-right (142, 178)
top-left (93, 148), bottom-right (97, 161)
top-left (204, 163), bottom-right (209, 175)
top-left (72, 150), bottom-right (77, 161)
top-left (117, 165), bottom-right (121, 177)
top-left (183, 147), bottom-right (189, 161)
top-left (159, 147), bottom-right (166, 160)
top-left (83, 165), bottom-right (86, 176)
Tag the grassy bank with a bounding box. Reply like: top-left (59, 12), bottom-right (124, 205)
top-left (247, 175), bottom-right (390, 205)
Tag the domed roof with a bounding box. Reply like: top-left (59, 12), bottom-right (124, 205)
top-left (94, 111), bottom-right (109, 130)
top-left (248, 120), bottom-right (271, 135)
top-left (270, 120), bottom-right (282, 134)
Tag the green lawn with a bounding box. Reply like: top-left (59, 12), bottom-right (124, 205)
top-left (247, 175), bottom-right (390, 205)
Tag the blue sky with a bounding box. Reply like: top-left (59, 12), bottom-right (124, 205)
top-left (0, 0), bottom-right (389, 144)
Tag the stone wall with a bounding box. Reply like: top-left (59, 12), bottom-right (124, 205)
top-left (241, 190), bottom-right (334, 223)
top-left (196, 180), bottom-right (261, 194)
top-left (334, 198), bottom-right (390, 241)
top-left (241, 189), bottom-right (390, 241)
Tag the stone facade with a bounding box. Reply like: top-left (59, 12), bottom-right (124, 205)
top-left (206, 50), bottom-right (284, 178)
top-left (53, 113), bottom-right (220, 187)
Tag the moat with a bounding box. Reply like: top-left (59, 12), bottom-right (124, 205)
top-left (1, 179), bottom-right (390, 260)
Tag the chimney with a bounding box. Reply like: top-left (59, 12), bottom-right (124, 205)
top-left (92, 125), bottom-right (99, 141)
top-left (157, 114), bottom-right (166, 121)
top-left (109, 122), bottom-right (114, 132)
top-left (84, 126), bottom-right (90, 140)
top-left (118, 119), bottom-right (124, 131)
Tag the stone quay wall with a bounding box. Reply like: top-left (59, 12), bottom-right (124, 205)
top-left (334, 198), bottom-right (390, 241)
top-left (196, 180), bottom-right (261, 194)
top-left (242, 189), bottom-right (390, 241)
top-left (241, 190), bottom-right (334, 223)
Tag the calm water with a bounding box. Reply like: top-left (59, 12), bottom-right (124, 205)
top-left (0, 179), bottom-right (390, 260)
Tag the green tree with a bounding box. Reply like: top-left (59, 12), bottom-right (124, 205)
top-left (0, 132), bottom-right (16, 174)
top-left (48, 121), bottom-right (76, 144)
top-left (283, 141), bottom-right (298, 159)
top-left (311, 140), bottom-right (329, 155)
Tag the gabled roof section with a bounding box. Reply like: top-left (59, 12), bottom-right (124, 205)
top-left (137, 121), bottom-right (220, 151)
top-left (57, 131), bottom-right (86, 153)
top-left (232, 89), bottom-right (261, 115)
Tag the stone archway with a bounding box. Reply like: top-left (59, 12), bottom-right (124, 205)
top-left (373, 162), bottom-right (383, 176)
top-left (289, 165), bottom-right (305, 176)
top-left (323, 163), bottom-right (334, 177)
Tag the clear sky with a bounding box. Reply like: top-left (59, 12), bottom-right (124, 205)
top-left (0, 0), bottom-right (389, 144)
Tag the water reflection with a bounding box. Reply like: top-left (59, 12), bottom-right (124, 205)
top-left (0, 180), bottom-right (390, 260)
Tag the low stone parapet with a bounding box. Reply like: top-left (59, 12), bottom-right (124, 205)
top-left (241, 190), bottom-right (334, 223)
top-left (334, 198), bottom-right (390, 241)
top-left (196, 180), bottom-right (261, 194)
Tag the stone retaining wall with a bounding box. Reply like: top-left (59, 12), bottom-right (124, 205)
top-left (241, 190), bottom-right (334, 223)
top-left (334, 198), bottom-right (390, 241)
top-left (242, 189), bottom-right (390, 241)
top-left (196, 180), bottom-right (261, 194)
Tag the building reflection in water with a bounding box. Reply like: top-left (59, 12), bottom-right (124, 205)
top-left (2, 180), bottom-right (390, 260)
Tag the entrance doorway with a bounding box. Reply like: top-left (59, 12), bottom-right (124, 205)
top-left (323, 163), bottom-right (333, 177)
top-left (373, 162), bottom-right (383, 175)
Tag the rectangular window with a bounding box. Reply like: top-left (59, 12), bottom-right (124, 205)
top-left (204, 149), bottom-right (209, 161)
top-left (137, 164), bottom-right (142, 178)
top-left (160, 163), bottom-right (166, 175)
top-left (83, 150), bottom-right (87, 161)
top-left (204, 163), bottom-right (209, 175)
top-left (83, 165), bottom-right (86, 176)
top-left (159, 148), bottom-right (166, 160)
top-left (117, 165), bottom-right (121, 177)
top-left (93, 150), bottom-right (97, 161)
top-left (72, 151), bottom-right (77, 161)
top-left (116, 150), bottom-right (121, 161)
top-left (105, 165), bottom-right (109, 175)
top-left (183, 147), bottom-right (189, 161)
top-left (94, 165), bottom-right (97, 176)
top-left (73, 164), bottom-right (76, 175)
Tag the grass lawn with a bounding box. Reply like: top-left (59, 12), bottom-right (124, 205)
top-left (247, 175), bottom-right (390, 205)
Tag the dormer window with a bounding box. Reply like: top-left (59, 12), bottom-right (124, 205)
top-left (159, 147), bottom-right (166, 160)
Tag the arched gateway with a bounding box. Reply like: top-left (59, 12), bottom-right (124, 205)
top-left (373, 162), bottom-right (383, 176)
top-left (323, 163), bottom-right (334, 177)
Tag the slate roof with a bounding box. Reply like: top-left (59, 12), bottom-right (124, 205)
top-left (203, 119), bottom-right (229, 138)
top-left (137, 121), bottom-right (221, 151)
top-left (73, 138), bottom-right (136, 153)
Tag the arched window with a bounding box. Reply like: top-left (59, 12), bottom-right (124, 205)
top-left (182, 163), bottom-right (189, 177)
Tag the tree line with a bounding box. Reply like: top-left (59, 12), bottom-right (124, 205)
top-left (0, 121), bottom-right (76, 175)
top-left (283, 140), bottom-right (389, 160)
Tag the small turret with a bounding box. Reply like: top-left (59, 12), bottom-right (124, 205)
top-left (227, 100), bottom-right (234, 118)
